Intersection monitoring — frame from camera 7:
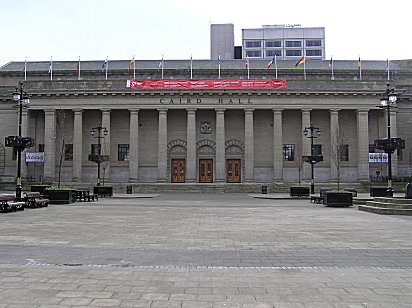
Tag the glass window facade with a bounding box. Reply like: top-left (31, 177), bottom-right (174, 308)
top-left (245, 41), bottom-right (261, 48)
top-left (285, 41), bottom-right (301, 48)
top-left (286, 50), bottom-right (302, 57)
top-left (306, 50), bottom-right (322, 57)
top-left (265, 40), bottom-right (282, 48)
top-left (245, 50), bottom-right (261, 58)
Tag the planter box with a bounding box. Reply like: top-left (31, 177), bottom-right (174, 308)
top-left (290, 186), bottom-right (310, 197)
top-left (44, 189), bottom-right (73, 204)
top-left (31, 185), bottom-right (51, 195)
top-left (93, 186), bottom-right (113, 197)
top-left (324, 191), bottom-right (353, 207)
top-left (370, 187), bottom-right (390, 197)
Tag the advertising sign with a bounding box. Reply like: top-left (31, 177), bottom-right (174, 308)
top-left (369, 153), bottom-right (388, 163)
top-left (25, 152), bottom-right (45, 163)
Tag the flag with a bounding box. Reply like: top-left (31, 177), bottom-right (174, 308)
top-left (267, 57), bottom-right (275, 69)
top-left (295, 56), bottom-right (305, 67)
top-left (23, 58), bottom-right (27, 81)
top-left (189, 55), bottom-right (193, 79)
top-left (245, 58), bottom-right (250, 79)
top-left (48, 56), bottom-right (53, 81)
top-left (218, 54), bottom-right (221, 79)
top-left (128, 55), bottom-right (136, 79)
top-left (76, 56), bottom-right (81, 80)
top-left (385, 58), bottom-right (390, 80)
top-left (358, 56), bottom-right (362, 80)
top-left (128, 55), bottom-right (135, 72)
top-left (329, 56), bottom-right (334, 80)
top-left (102, 56), bottom-right (108, 80)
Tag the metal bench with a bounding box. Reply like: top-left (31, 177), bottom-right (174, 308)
top-left (23, 192), bottom-right (49, 208)
top-left (0, 194), bottom-right (25, 212)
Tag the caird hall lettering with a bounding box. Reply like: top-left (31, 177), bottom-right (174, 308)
top-left (159, 98), bottom-right (253, 104)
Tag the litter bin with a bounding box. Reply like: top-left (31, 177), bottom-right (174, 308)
top-left (261, 185), bottom-right (267, 194)
top-left (126, 185), bottom-right (132, 194)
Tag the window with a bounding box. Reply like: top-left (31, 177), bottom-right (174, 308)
top-left (91, 144), bottom-right (101, 155)
top-left (306, 40), bottom-right (322, 47)
top-left (64, 144), bottom-right (73, 161)
top-left (313, 144), bottom-right (322, 156)
top-left (118, 144), bottom-right (129, 161)
top-left (245, 41), bottom-right (261, 48)
top-left (283, 144), bottom-right (295, 161)
top-left (245, 50), bottom-right (261, 58)
top-left (286, 50), bottom-right (302, 57)
top-left (339, 144), bottom-right (349, 161)
top-left (38, 144), bottom-right (45, 152)
top-left (285, 40), bottom-right (301, 48)
top-left (265, 40), bottom-right (281, 48)
top-left (266, 50), bottom-right (282, 57)
top-left (306, 50), bottom-right (322, 57)
top-left (12, 147), bottom-right (17, 161)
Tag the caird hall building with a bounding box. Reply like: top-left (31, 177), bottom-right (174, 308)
top-left (0, 58), bottom-right (412, 188)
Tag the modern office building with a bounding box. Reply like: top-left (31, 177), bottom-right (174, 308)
top-left (0, 59), bottom-right (411, 190)
top-left (211, 24), bottom-right (325, 61)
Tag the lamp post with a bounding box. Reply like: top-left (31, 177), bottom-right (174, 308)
top-left (378, 84), bottom-right (398, 196)
top-left (303, 123), bottom-right (322, 194)
top-left (90, 123), bottom-right (108, 186)
top-left (9, 82), bottom-right (30, 199)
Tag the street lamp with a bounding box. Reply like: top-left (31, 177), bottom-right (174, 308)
top-left (5, 81), bottom-right (33, 199)
top-left (303, 123), bottom-right (323, 194)
top-left (375, 83), bottom-right (404, 196)
top-left (90, 123), bottom-right (108, 186)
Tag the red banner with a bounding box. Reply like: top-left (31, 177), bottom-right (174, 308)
top-left (126, 79), bottom-right (286, 90)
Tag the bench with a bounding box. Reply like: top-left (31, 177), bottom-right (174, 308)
top-left (310, 196), bottom-right (324, 204)
top-left (23, 192), bottom-right (49, 208)
top-left (0, 194), bottom-right (25, 213)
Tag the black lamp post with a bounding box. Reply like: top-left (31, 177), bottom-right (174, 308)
top-left (303, 123), bottom-right (322, 194)
top-left (90, 123), bottom-right (108, 186)
top-left (377, 84), bottom-right (399, 196)
top-left (5, 82), bottom-right (32, 199)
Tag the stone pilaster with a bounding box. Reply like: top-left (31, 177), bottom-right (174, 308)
top-left (273, 109), bottom-right (283, 182)
top-left (215, 109), bottom-right (226, 182)
top-left (129, 109), bottom-right (139, 182)
top-left (44, 109), bottom-right (56, 182)
top-left (101, 109), bottom-right (111, 183)
top-left (186, 109), bottom-right (197, 182)
top-left (72, 109), bottom-right (83, 182)
top-left (244, 108), bottom-right (254, 182)
top-left (330, 109), bottom-right (340, 181)
top-left (301, 109), bottom-right (312, 181)
top-left (157, 109), bottom-right (168, 182)
top-left (357, 109), bottom-right (370, 181)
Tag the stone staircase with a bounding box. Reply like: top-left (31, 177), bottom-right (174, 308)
top-left (358, 197), bottom-right (412, 215)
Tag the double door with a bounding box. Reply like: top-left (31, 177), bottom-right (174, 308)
top-left (171, 159), bottom-right (185, 183)
top-left (199, 159), bottom-right (213, 183)
top-left (226, 159), bottom-right (241, 183)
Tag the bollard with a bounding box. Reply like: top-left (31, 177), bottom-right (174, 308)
top-left (261, 185), bottom-right (267, 194)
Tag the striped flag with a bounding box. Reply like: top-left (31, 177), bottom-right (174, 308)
top-left (267, 57), bottom-right (275, 69)
top-left (76, 56), bottom-right (81, 80)
top-left (102, 56), bottom-right (108, 80)
top-left (295, 56), bottom-right (305, 67)
top-left (158, 55), bottom-right (164, 79)
top-left (385, 58), bottom-right (390, 80)
top-left (218, 54), bottom-right (221, 79)
top-left (329, 56), bottom-right (334, 80)
top-left (23, 57), bottom-right (27, 81)
top-left (189, 55), bottom-right (193, 79)
top-left (358, 56), bottom-right (362, 80)
top-left (128, 55), bottom-right (136, 79)
top-left (245, 58), bottom-right (250, 79)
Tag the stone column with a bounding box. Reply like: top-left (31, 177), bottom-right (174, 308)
top-left (301, 109), bottom-right (312, 181)
top-left (244, 108), bottom-right (254, 182)
top-left (273, 109), bottom-right (283, 182)
top-left (129, 109), bottom-right (139, 182)
top-left (72, 109), bottom-right (83, 182)
top-left (21, 109), bottom-right (29, 180)
top-left (330, 109), bottom-right (340, 181)
top-left (357, 109), bottom-right (370, 181)
top-left (157, 109), bottom-right (168, 182)
top-left (390, 110), bottom-right (398, 177)
top-left (44, 109), bottom-right (56, 182)
top-left (101, 109), bottom-right (111, 183)
top-left (215, 109), bottom-right (226, 182)
top-left (186, 109), bottom-right (197, 182)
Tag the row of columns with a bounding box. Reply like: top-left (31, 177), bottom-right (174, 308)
top-left (36, 108), bottom-right (394, 183)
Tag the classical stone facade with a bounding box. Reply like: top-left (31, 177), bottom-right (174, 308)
top-left (0, 59), bottom-right (411, 185)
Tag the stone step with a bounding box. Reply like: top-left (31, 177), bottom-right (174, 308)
top-left (373, 197), bottom-right (412, 205)
top-left (358, 204), bottom-right (412, 215)
top-left (365, 201), bottom-right (412, 209)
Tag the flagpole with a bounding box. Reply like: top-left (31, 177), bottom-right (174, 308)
top-left (331, 56), bottom-right (334, 80)
top-left (275, 55), bottom-right (278, 79)
top-left (358, 56), bottom-right (362, 80)
top-left (303, 55), bottom-right (306, 80)
top-left (161, 55), bottom-right (164, 80)
top-left (247, 58), bottom-right (250, 80)
top-left (190, 55), bottom-right (193, 80)
top-left (387, 59), bottom-right (390, 81)
top-left (50, 56), bottom-right (53, 81)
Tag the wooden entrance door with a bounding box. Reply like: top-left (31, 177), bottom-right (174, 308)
top-left (199, 159), bottom-right (213, 183)
top-left (226, 159), bottom-right (241, 183)
top-left (171, 159), bottom-right (185, 183)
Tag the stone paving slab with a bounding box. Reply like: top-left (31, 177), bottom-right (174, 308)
top-left (0, 193), bottom-right (411, 307)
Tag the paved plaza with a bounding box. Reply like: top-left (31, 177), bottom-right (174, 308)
top-left (0, 193), bottom-right (411, 307)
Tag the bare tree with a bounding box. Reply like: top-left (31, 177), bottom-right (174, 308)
top-left (55, 110), bottom-right (73, 187)
top-left (294, 143), bottom-right (304, 185)
top-left (330, 114), bottom-right (348, 190)
top-left (100, 140), bottom-right (110, 186)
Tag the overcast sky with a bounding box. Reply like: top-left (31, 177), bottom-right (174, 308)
top-left (1, 0), bottom-right (411, 66)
